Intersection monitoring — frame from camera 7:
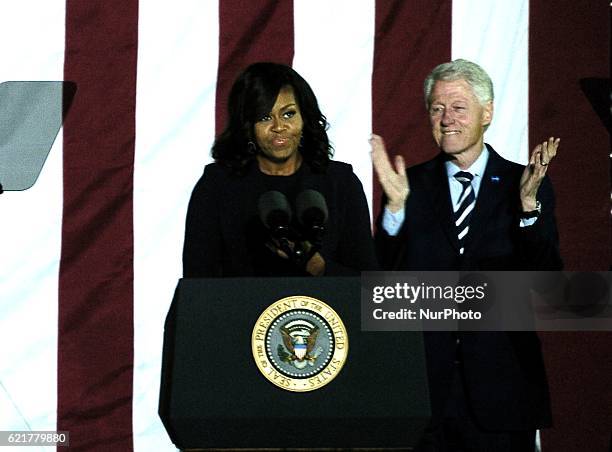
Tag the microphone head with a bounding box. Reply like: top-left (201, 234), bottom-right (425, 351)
top-left (296, 189), bottom-right (328, 227)
top-left (258, 191), bottom-right (292, 236)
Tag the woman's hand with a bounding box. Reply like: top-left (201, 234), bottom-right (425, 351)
top-left (266, 238), bottom-right (325, 275)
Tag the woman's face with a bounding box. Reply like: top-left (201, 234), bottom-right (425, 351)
top-left (254, 86), bottom-right (304, 174)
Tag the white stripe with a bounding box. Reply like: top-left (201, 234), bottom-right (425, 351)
top-left (456, 195), bottom-right (475, 219)
top-left (458, 226), bottom-right (469, 240)
top-left (452, 0), bottom-right (529, 164)
top-left (456, 200), bottom-right (475, 226)
top-left (133, 1), bottom-right (219, 450)
top-left (456, 184), bottom-right (472, 207)
top-left (0, 1), bottom-right (65, 447)
top-left (293, 0), bottom-right (376, 220)
top-left (453, 7), bottom-right (537, 444)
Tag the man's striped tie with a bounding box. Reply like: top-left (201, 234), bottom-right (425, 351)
top-left (454, 171), bottom-right (475, 255)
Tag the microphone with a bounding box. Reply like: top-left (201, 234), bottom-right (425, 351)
top-left (296, 189), bottom-right (328, 245)
top-left (258, 191), bottom-right (292, 240)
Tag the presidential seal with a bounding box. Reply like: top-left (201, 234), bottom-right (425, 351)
top-left (251, 295), bottom-right (348, 392)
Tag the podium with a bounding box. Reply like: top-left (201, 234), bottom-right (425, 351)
top-left (159, 277), bottom-right (430, 450)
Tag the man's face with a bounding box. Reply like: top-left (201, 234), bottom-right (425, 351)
top-left (429, 79), bottom-right (492, 160)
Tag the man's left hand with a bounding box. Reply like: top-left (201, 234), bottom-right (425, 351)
top-left (520, 137), bottom-right (560, 211)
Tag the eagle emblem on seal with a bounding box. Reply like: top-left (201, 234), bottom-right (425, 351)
top-left (277, 319), bottom-right (324, 369)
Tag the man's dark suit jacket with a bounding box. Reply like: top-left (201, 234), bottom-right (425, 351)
top-left (375, 145), bottom-right (562, 431)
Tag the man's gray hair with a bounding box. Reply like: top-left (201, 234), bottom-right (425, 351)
top-left (423, 59), bottom-right (494, 109)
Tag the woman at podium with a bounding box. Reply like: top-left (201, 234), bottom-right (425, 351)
top-left (183, 62), bottom-right (377, 277)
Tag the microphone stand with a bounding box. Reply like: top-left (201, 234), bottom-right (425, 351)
top-left (268, 221), bottom-right (325, 271)
top-left (293, 225), bottom-right (324, 269)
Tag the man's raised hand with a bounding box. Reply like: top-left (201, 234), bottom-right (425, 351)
top-left (369, 134), bottom-right (409, 212)
top-left (520, 137), bottom-right (560, 211)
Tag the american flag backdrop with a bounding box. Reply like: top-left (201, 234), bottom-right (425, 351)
top-left (0, 1), bottom-right (609, 451)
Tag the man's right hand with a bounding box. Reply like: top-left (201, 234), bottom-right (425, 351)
top-left (369, 134), bottom-right (410, 212)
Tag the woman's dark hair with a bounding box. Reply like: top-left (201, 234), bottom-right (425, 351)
top-left (212, 62), bottom-right (333, 173)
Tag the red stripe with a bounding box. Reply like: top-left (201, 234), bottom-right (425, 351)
top-left (530, 1), bottom-right (611, 451)
top-left (529, 2), bottom-right (610, 271)
top-left (59, 1), bottom-right (138, 449)
top-left (215, 0), bottom-right (294, 134)
top-left (371, 0), bottom-right (452, 218)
